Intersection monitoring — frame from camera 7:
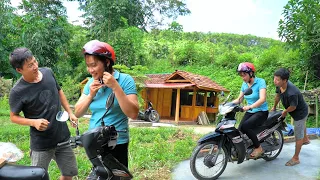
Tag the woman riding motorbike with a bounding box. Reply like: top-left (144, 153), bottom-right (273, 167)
top-left (232, 62), bottom-right (268, 159)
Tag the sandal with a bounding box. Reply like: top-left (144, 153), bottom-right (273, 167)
top-left (249, 149), bottom-right (264, 159)
top-left (285, 159), bottom-right (300, 166)
top-left (303, 141), bottom-right (310, 145)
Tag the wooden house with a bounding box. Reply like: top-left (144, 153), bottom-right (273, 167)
top-left (141, 70), bottom-right (229, 123)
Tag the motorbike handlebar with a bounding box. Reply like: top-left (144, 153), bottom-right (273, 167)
top-left (237, 106), bottom-right (252, 112)
top-left (56, 140), bottom-right (70, 147)
top-left (57, 136), bottom-right (81, 149)
top-left (117, 130), bottom-right (127, 133)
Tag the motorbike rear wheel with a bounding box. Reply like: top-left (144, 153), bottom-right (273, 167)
top-left (262, 127), bottom-right (284, 161)
top-left (147, 110), bottom-right (160, 122)
top-left (190, 141), bottom-right (228, 180)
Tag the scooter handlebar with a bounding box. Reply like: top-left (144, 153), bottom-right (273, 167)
top-left (117, 130), bottom-right (127, 133)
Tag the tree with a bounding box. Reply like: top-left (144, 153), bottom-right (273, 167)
top-left (0, 0), bottom-right (20, 78)
top-left (278, 0), bottom-right (320, 81)
top-left (108, 26), bottom-right (146, 66)
top-left (19, 0), bottom-right (72, 69)
top-left (77, 0), bottom-right (190, 39)
top-left (168, 21), bottom-right (183, 32)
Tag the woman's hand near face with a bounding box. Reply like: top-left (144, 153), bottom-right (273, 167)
top-left (89, 80), bottom-right (103, 97)
top-left (102, 72), bottom-right (118, 90)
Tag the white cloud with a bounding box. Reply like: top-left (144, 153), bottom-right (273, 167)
top-left (62, 1), bottom-right (84, 25)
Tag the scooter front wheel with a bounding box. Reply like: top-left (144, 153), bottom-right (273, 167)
top-left (190, 141), bottom-right (228, 180)
top-left (148, 110), bottom-right (160, 122)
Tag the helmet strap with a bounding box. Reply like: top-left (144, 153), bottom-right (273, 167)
top-left (248, 72), bottom-right (253, 84)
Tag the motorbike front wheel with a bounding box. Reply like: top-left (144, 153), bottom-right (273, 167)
top-left (147, 110), bottom-right (160, 122)
top-left (190, 141), bottom-right (228, 180)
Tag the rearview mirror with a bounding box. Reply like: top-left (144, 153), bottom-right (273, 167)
top-left (106, 92), bottom-right (115, 110)
top-left (243, 88), bottom-right (252, 96)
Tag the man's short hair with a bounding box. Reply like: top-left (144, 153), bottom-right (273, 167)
top-left (9, 47), bottom-right (34, 69)
top-left (274, 68), bottom-right (290, 81)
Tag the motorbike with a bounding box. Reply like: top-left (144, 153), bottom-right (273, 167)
top-left (56, 92), bottom-right (133, 180)
top-left (0, 143), bottom-right (49, 180)
top-left (137, 101), bottom-right (160, 123)
top-left (189, 88), bottom-right (287, 180)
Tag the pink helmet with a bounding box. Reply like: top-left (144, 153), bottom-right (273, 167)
top-left (82, 40), bottom-right (116, 62)
top-left (237, 62), bottom-right (255, 73)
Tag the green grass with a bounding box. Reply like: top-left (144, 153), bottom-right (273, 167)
top-left (0, 113), bottom-right (200, 179)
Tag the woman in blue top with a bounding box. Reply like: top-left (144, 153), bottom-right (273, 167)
top-left (74, 40), bottom-right (139, 171)
top-left (232, 62), bottom-right (268, 159)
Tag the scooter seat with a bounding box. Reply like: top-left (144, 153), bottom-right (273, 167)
top-left (0, 164), bottom-right (49, 180)
top-left (262, 111), bottom-right (282, 127)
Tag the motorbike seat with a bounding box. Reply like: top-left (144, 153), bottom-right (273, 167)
top-left (0, 164), bottom-right (49, 180)
top-left (261, 111), bottom-right (282, 127)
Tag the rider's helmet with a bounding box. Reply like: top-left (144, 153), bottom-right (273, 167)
top-left (237, 62), bottom-right (255, 73)
top-left (82, 40), bottom-right (116, 64)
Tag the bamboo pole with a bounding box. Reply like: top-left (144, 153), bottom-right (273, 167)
top-left (304, 71), bottom-right (308, 91)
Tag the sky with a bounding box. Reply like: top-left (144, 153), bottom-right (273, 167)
top-left (176, 0), bottom-right (289, 39)
top-left (11, 0), bottom-right (289, 40)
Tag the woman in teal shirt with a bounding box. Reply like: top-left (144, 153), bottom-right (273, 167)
top-left (232, 62), bottom-right (268, 159)
top-left (74, 40), bottom-right (139, 172)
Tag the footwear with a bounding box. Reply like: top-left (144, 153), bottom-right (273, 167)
top-left (249, 149), bottom-right (264, 159)
top-left (285, 159), bottom-right (300, 166)
top-left (303, 141), bottom-right (310, 145)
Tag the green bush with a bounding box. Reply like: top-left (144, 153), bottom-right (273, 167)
top-left (0, 77), bottom-right (12, 97)
top-left (59, 76), bottom-right (81, 104)
top-left (0, 95), bottom-right (10, 116)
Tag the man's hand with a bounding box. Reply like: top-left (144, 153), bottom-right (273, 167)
top-left (34, 119), bottom-right (49, 131)
top-left (270, 107), bottom-right (276, 111)
top-left (281, 110), bottom-right (288, 118)
top-left (69, 113), bottom-right (78, 128)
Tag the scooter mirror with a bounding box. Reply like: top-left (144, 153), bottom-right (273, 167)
top-left (56, 111), bottom-right (69, 122)
top-left (106, 92), bottom-right (115, 110)
top-left (243, 88), bottom-right (253, 95)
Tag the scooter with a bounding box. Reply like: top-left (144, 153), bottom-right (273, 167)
top-left (56, 92), bottom-right (133, 180)
top-left (138, 101), bottom-right (160, 122)
top-left (0, 143), bottom-right (49, 180)
top-left (189, 88), bottom-right (287, 180)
